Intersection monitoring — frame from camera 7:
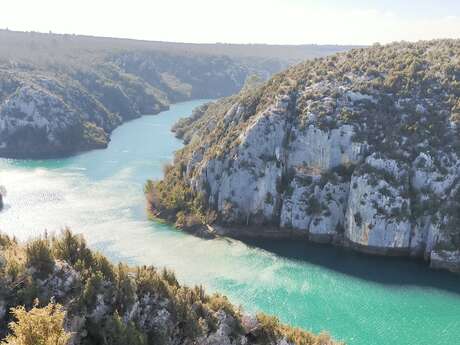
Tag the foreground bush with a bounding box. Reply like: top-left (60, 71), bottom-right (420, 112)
top-left (1, 303), bottom-right (70, 345)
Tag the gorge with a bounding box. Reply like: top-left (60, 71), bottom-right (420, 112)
top-left (1, 101), bottom-right (459, 345)
top-left (1, 30), bottom-right (460, 345)
top-left (0, 30), bottom-right (354, 159)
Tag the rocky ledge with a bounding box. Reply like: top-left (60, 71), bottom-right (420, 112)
top-left (146, 40), bottom-right (460, 273)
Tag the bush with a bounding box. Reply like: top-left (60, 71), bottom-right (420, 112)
top-left (52, 228), bottom-right (92, 267)
top-left (255, 313), bottom-right (340, 345)
top-left (254, 313), bottom-right (282, 343)
top-left (80, 271), bottom-right (104, 309)
top-left (25, 238), bottom-right (54, 279)
top-left (100, 313), bottom-right (146, 345)
top-left (1, 303), bottom-right (71, 345)
top-left (115, 264), bottom-right (136, 314)
top-left (91, 252), bottom-right (115, 281)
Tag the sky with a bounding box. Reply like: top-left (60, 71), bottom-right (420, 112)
top-left (1, 0), bottom-right (460, 45)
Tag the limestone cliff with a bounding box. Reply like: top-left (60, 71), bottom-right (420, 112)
top-left (149, 40), bottom-right (460, 273)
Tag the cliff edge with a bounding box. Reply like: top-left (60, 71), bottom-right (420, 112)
top-left (147, 40), bottom-right (460, 273)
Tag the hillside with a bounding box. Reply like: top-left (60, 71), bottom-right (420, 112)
top-left (0, 230), bottom-right (341, 345)
top-left (0, 30), bottom-right (355, 158)
top-left (147, 40), bottom-right (460, 273)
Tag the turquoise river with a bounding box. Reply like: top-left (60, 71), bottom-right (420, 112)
top-left (0, 100), bottom-right (459, 345)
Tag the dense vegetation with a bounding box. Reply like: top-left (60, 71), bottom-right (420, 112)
top-left (146, 40), bottom-right (460, 271)
top-left (0, 30), bottom-right (355, 158)
top-left (0, 230), bottom-right (342, 345)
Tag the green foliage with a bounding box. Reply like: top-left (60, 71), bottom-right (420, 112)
top-left (254, 313), bottom-right (283, 343)
top-left (144, 164), bottom-right (211, 229)
top-left (115, 264), bottom-right (136, 314)
top-left (81, 271), bottom-right (105, 309)
top-left (82, 122), bottom-right (109, 148)
top-left (99, 313), bottom-right (147, 345)
top-left (2, 303), bottom-right (71, 345)
top-left (255, 313), bottom-right (341, 345)
top-left (25, 238), bottom-right (54, 279)
top-left (307, 197), bottom-right (322, 215)
top-left (91, 252), bottom-right (116, 282)
top-left (52, 228), bottom-right (92, 267)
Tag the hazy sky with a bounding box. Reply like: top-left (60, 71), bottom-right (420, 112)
top-left (2, 0), bottom-right (460, 45)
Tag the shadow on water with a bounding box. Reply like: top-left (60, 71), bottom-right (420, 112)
top-left (242, 237), bottom-right (460, 295)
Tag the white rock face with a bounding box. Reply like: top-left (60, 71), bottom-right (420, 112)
top-left (410, 216), bottom-right (442, 258)
top-left (345, 155), bottom-right (412, 251)
top-left (409, 152), bottom-right (460, 260)
top-left (0, 78), bottom-right (116, 158)
top-left (280, 174), bottom-right (348, 239)
top-left (183, 94), bottom-right (458, 269)
top-left (40, 261), bottom-right (81, 299)
top-left (0, 85), bottom-right (79, 151)
top-left (288, 124), bottom-right (364, 170)
top-left (191, 100), bottom-right (290, 224)
top-left (412, 152), bottom-right (460, 196)
top-left (189, 96), bottom-right (363, 231)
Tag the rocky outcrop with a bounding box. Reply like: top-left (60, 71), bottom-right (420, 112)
top-left (150, 40), bottom-right (460, 273)
top-left (0, 231), bottom-right (341, 345)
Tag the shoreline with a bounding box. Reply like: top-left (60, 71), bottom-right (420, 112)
top-left (0, 105), bottom-right (169, 160)
top-left (0, 98), bottom-right (213, 160)
top-left (172, 220), bottom-right (460, 274)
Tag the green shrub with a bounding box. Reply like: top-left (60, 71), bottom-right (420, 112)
top-left (25, 238), bottom-right (54, 279)
top-left (2, 303), bottom-right (71, 345)
top-left (115, 264), bottom-right (136, 314)
top-left (52, 228), bottom-right (92, 267)
top-left (100, 313), bottom-right (147, 345)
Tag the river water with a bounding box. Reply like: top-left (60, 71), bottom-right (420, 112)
top-left (0, 100), bottom-right (459, 345)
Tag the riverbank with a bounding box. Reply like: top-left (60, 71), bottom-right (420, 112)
top-left (2, 100), bottom-right (460, 345)
top-left (170, 220), bottom-right (460, 274)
